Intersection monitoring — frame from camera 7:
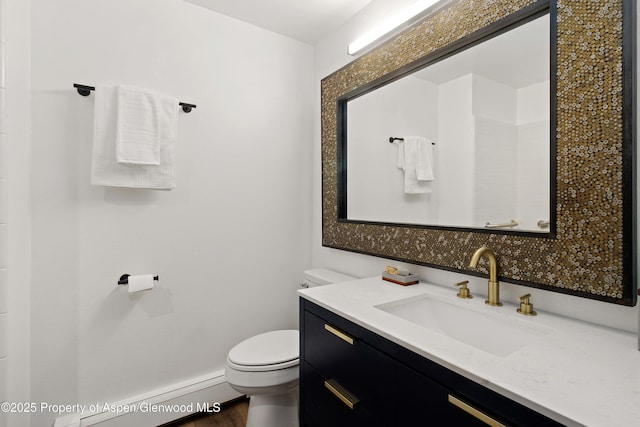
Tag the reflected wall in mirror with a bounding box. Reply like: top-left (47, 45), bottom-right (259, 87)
top-left (323, 0), bottom-right (636, 305)
top-left (346, 15), bottom-right (550, 232)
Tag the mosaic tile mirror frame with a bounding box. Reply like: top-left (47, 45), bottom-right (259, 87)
top-left (321, 0), bottom-right (637, 305)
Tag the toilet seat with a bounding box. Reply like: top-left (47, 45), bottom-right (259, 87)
top-left (227, 330), bottom-right (299, 372)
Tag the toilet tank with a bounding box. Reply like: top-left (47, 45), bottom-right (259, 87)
top-left (301, 268), bottom-right (355, 288)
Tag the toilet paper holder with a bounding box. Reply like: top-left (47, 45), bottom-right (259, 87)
top-left (118, 274), bottom-right (159, 285)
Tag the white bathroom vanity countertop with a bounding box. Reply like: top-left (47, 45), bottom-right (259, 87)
top-left (298, 277), bottom-right (640, 427)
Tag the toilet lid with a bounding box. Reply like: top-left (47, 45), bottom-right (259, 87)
top-left (228, 330), bottom-right (299, 371)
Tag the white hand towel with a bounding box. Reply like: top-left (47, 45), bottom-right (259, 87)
top-left (397, 136), bottom-right (434, 194)
top-left (416, 137), bottom-right (434, 181)
top-left (116, 85), bottom-right (167, 165)
top-left (91, 85), bottom-right (179, 189)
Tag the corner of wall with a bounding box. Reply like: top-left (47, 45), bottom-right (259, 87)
top-left (5, 0), bottom-right (33, 426)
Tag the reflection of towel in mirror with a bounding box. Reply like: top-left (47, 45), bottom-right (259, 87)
top-left (396, 136), bottom-right (434, 193)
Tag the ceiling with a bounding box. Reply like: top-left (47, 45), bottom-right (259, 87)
top-left (183, 0), bottom-right (373, 44)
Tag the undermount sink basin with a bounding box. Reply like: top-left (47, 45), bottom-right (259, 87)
top-left (375, 294), bottom-right (555, 357)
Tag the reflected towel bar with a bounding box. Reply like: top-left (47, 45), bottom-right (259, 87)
top-left (484, 220), bottom-right (519, 229)
top-left (73, 83), bottom-right (197, 113)
top-left (389, 137), bottom-right (435, 145)
top-left (537, 219), bottom-right (550, 229)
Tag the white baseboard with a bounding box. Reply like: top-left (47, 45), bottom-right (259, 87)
top-left (55, 370), bottom-right (242, 427)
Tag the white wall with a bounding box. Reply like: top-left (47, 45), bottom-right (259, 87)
top-left (517, 81), bottom-right (550, 229)
top-left (518, 81), bottom-right (550, 124)
top-left (313, 0), bottom-right (638, 333)
top-left (4, 0), bottom-right (33, 426)
top-left (0, 0), bottom-right (8, 424)
top-left (472, 75), bottom-right (518, 227)
top-left (472, 74), bottom-right (517, 124)
top-left (24, 0), bottom-right (314, 425)
top-left (472, 77), bottom-right (550, 229)
top-left (437, 74), bottom-right (475, 225)
top-left (347, 76), bottom-right (438, 224)
top-left (473, 116), bottom-right (518, 224)
top-left (0, 0), bottom-right (31, 427)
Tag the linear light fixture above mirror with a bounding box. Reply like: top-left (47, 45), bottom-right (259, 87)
top-left (347, 0), bottom-right (449, 55)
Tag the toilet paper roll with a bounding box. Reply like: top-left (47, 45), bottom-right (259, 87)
top-left (127, 274), bottom-right (155, 293)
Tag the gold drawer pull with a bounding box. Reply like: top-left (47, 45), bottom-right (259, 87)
top-left (324, 379), bottom-right (359, 409)
top-left (448, 395), bottom-right (505, 427)
top-left (324, 323), bottom-right (354, 345)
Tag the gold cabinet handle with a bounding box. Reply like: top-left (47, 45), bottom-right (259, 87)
top-left (324, 379), bottom-right (359, 409)
top-left (448, 395), bottom-right (505, 427)
top-left (324, 323), bottom-right (354, 345)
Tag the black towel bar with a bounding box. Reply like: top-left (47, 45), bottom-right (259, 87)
top-left (73, 83), bottom-right (197, 113)
top-left (389, 136), bottom-right (435, 145)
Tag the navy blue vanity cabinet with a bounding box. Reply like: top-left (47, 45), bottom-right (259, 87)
top-left (300, 299), bottom-right (565, 427)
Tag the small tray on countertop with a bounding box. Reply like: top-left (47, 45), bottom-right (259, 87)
top-left (381, 271), bottom-right (419, 286)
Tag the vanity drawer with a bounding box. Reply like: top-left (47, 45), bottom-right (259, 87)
top-left (301, 361), bottom-right (381, 427)
top-left (303, 310), bottom-right (362, 377)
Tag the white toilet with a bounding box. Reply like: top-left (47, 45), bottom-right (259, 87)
top-left (224, 269), bottom-right (355, 427)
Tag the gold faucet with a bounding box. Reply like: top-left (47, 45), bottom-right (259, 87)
top-left (469, 247), bottom-right (502, 306)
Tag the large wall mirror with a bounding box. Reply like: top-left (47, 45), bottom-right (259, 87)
top-left (322, 0), bottom-right (636, 305)
top-left (344, 14), bottom-right (550, 232)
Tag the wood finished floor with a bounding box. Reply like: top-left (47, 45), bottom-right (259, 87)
top-left (164, 398), bottom-right (249, 427)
